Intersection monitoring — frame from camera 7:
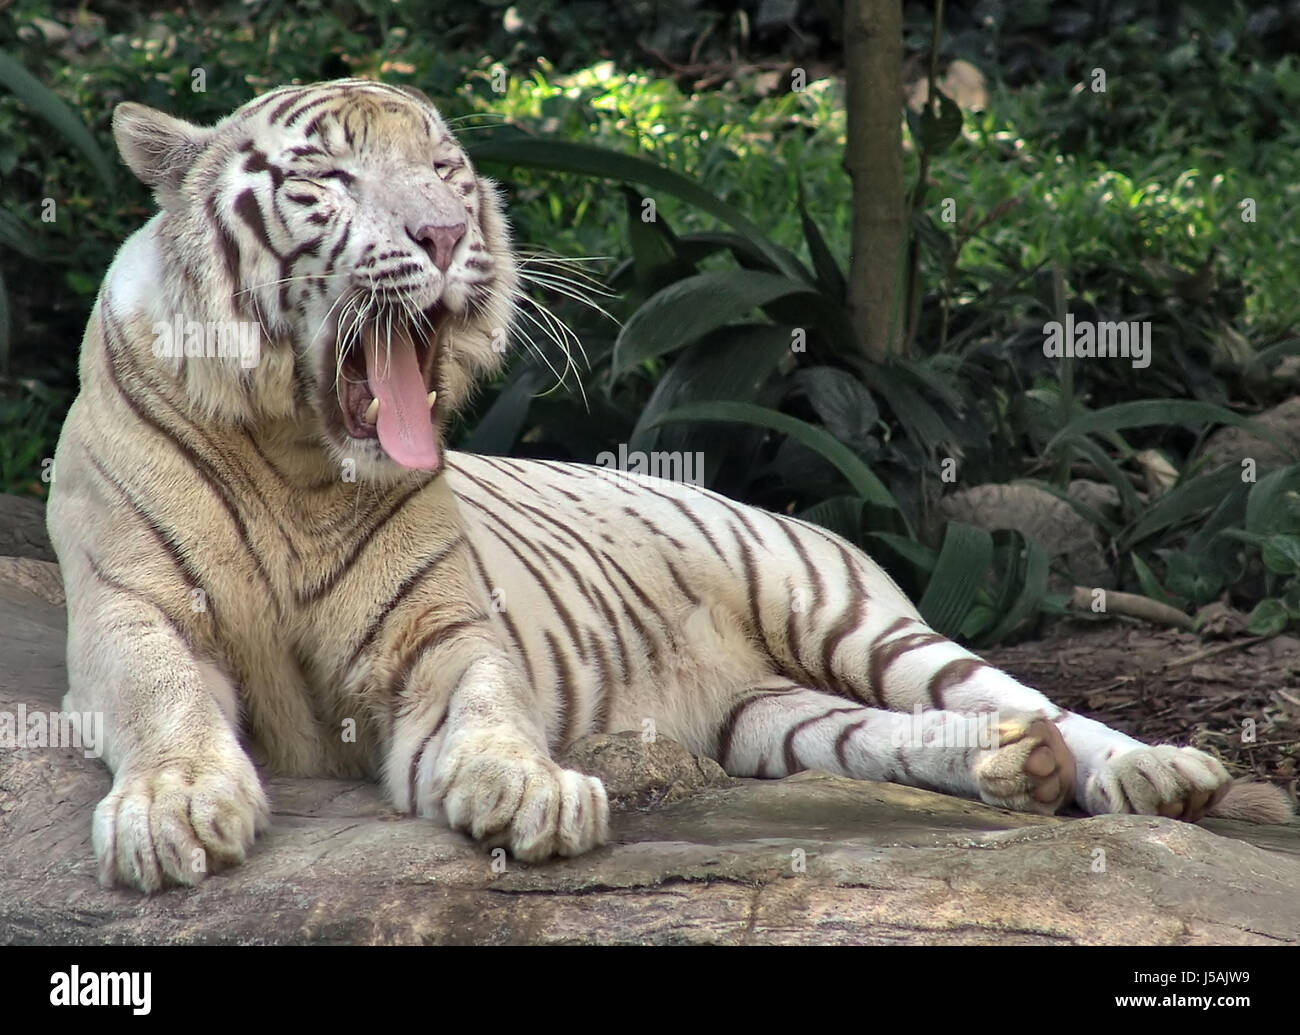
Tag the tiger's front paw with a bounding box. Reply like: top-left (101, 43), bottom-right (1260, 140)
top-left (1080, 744), bottom-right (1231, 822)
top-left (93, 750), bottom-right (269, 893)
top-left (417, 728), bottom-right (609, 860)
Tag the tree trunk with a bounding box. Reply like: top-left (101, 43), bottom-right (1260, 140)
top-left (843, 0), bottom-right (906, 362)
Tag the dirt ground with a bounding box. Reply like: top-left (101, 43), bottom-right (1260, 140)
top-left (985, 617), bottom-right (1300, 809)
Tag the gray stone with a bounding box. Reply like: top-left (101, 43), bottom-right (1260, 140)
top-left (558, 730), bottom-right (727, 810)
top-left (0, 494), bottom-right (55, 562)
top-left (2, 561), bottom-right (1298, 945)
top-left (1200, 396), bottom-right (1300, 471)
top-left (935, 480), bottom-right (1119, 590)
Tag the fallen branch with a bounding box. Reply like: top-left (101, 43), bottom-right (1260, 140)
top-left (1068, 585), bottom-right (1196, 630)
top-left (1161, 636), bottom-right (1268, 671)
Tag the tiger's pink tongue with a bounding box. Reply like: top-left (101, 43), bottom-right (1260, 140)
top-left (363, 328), bottom-right (440, 470)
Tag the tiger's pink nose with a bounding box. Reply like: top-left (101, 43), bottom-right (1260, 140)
top-left (412, 222), bottom-right (465, 272)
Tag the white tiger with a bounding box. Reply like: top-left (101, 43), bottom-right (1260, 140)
top-left (46, 79), bottom-right (1290, 893)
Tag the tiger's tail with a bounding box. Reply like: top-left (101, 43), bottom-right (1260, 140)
top-left (1207, 780), bottom-right (1294, 824)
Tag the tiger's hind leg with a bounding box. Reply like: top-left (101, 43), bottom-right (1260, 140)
top-left (821, 612), bottom-right (1232, 821)
top-left (741, 512), bottom-right (1236, 821)
top-left (711, 680), bottom-right (1073, 813)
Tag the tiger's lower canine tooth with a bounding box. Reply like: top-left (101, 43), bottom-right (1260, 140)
top-left (426, 391), bottom-right (437, 409)
top-left (364, 397), bottom-right (379, 424)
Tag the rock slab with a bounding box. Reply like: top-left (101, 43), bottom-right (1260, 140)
top-left (2, 562), bottom-right (1298, 945)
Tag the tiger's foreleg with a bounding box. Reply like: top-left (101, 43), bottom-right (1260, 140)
top-left (384, 622), bottom-right (609, 860)
top-left (60, 556), bottom-right (270, 893)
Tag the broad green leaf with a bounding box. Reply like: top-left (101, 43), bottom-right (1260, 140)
top-left (614, 269), bottom-right (816, 377)
top-left (797, 181), bottom-right (846, 301)
top-left (677, 230), bottom-right (779, 271)
top-left (461, 366), bottom-right (544, 455)
top-left (1131, 553), bottom-right (1179, 607)
top-left (797, 366), bottom-right (879, 453)
top-left (646, 400), bottom-right (906, 525)
top-left (907, 88), bottom-right (964, 154)
top-left (867, 532), bottom-right (938, 574)
top-left (1247, 598), bottom-right (1290, 636)
top-left (909, 209), bottom-right (956, 267)
top-left (858, 363), bottom-right (955, 453)
top-left (1261, 535), bottom-right (1300, 575)
top-left (982, 534), bottom-right (1049, 644)
top-left (796, 496), bottom-right (865, 543)
top-left (0, 51), bottom-right (114, 189)
top-left (918, 521), bottom-right (993, 637)
top-left (467, 134), bottom-right (810, 281)
top-left (1046, 399), bottom-right (1297, 459)
top-left (622, 185), bottom-right (681, 288)
top-left (1121, 464), bottom-right (1248, 549)
top-left (1246, 464), bottom-right (1300, 536)
top-left (629, 324), bottom-right (792, 453)
top-left (1162, 549), bottom-right (1224, 604)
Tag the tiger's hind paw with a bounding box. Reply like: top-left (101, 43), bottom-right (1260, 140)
top-left (1080, 744), bottom-right (1230, 822)
top-left (973, 712), bottom-right (1075, 815)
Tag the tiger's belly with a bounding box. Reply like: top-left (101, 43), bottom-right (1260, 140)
top-left (446, 454), bottom-right (773, 757)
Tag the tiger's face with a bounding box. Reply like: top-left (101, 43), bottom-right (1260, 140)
top-left (112, 79), bottom-right (517, 482)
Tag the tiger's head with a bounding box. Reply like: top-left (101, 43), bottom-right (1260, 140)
top-left (112, 78), bottom-right (517, 482)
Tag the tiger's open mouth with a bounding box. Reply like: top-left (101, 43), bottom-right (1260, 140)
top-left (337, 315), bottom-right (443, 471)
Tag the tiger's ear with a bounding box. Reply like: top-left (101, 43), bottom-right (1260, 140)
top-left (112, 102), bottom-right (212, 201)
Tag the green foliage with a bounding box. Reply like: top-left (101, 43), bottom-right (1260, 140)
top-left (2, 0), bottom-right (1298, 643)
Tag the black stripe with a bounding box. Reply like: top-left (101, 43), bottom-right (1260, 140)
top-left (84, 453), bottom-right (211, 622)
top-left (300, 480), bottom-right (429, 603)
top-left (390, 615), bottom-right (487, 705)
top-left (281, 94), bottom-right (337, 128)
top-left (623, 506), bottom-right (687, 551)
top-left (100, 299), bottom-right (281, 615)
top-left (584, 628), bottom-right (614, 734)
top-left (834, 718), bottom-right (868, 770)
top-left (816, 539), bottom-right (874, 700)
top-left (345, 535), bottom-right (466, 671)
top-left (464, 539), bottom-right (537, 689)
top-left (406, 709), bottom-right (448, 816)
top-left (664, 558), bottom-right (700, 605)
top-left (456, 490), bottom-right (568, 582)
top-left (928, 657), bottom-right (988, 709)
top-left (455, 467), bottom-right (656, 666)
top-left (480, 523), bottom-right (592, 664)
top-left (234, 188), bottom-right (277, 254)
top-left (782, 706), bottom-right (860, 774)
top-left (543, 629), bottom-right (577, 751)
top-left (267, 88), bottom-right (311, 123)
top-left (84, 551), bottom-right (196, 646)
top-left (866, 617), bottom-right (929, 706)
top-left (715, 688), bottom-right (796, 768)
